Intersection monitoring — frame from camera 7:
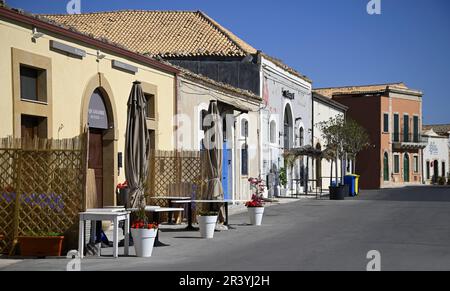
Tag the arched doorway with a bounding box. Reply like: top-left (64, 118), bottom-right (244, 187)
top-left (81, 74), bottom-right (118, 208)
top-left (433, 160), bottom-right (439, 183)
top-left (403, 153), bottom-right (410, 183)
top-left (283, 104), bottom-right (293, 150)
top-left (87, 89), bottom-right (111, 208)
top-left (383, 152), bottom-right (389, 182)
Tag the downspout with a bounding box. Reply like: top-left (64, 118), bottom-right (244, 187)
top-left (311, 91), bottom-right (315, 190)
top-left (174, 73), bottom-right (179, 150)
top-left (234, 112), bottom-right (245, 201)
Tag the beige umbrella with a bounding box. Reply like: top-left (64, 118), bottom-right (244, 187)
top-left (203, 101), bottom-right (224, 218)
top-left (125, 81), bottom-right (150, 209)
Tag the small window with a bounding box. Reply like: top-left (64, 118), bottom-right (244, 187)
top-left (383, 113), bottom-right (389, 133)
top-left (20, 65), bottom-right (46, 102)
top-left (393, 155), bottom-right (400, 174)
top-left (299, 127), bottom-right (304, 147)
top-left (144, 93), bottom-right (155, 119)
top-left (426, 161), bottom-right (430, 179)
top-left (414, 156), bottom-right (419, 173)
top-left (270, 121), bottom-right (277, 144)
top-left (21, 114), bottom-right (47, 139)
top-left (241, 144), bottom-right (248, 176)
top-left (241, 119), bottom-right (249, 138)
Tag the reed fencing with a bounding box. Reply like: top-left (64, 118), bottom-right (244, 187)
top-left (147, 150), bottom-right (211, 222)
top-left (0, 136), bottom-right (86, 254)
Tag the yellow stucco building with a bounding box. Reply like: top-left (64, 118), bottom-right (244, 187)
top-left (0, 7), bottom-right (179, 207)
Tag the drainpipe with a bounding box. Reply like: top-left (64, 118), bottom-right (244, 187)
top-left (234, 112), bottom-right (245, 201)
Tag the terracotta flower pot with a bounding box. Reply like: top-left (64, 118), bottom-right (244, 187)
top-left (18, 236), bottom-right (64, 257)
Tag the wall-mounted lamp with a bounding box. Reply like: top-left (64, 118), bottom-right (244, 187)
top-left (96, 50), bottom-right (106, 61)
top-left (32, 27), bottom-right (44, 40)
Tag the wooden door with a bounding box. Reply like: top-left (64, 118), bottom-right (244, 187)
top-left (403, 154), bottom-right (410, 183)
top-left (88, 130), bottom-right (103, 208)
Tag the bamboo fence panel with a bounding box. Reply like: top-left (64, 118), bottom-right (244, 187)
top-left (0, 135), bottom-right (86, 254)
top-left (147, 150), bottom-right (209, 222)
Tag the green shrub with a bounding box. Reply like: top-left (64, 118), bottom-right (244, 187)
top-left (198, 210), bottom-right (219, 216)
top-left (279, 167), bottom-right (287, 187)
top-left (438, 176), bottom-right (446, 185)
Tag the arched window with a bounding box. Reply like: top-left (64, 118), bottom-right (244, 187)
top-left (241, 143), bottom-right (248, 176)
top-left (270, 120), bottom-right (277, 144)
top-left (241, 119), bottom-right (249, 138)
top-left (299, 127), bottom-right (304, 147)
top-left (383, 152), bottom-right (389, 181)
top-left (284, 105), bottom-right (293, 150)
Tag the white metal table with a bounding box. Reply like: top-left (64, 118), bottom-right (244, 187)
top-left (148, 197), bottom-right (191, 224)
top-left (78, 211), bottom-right (130, 259)
top-left (172, 200), bottom-right (247, 230)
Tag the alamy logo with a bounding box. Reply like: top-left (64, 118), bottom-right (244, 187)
top-left (66, 0), bottom-right (81, 15)
top-left (367, 0), bottom-right (382, 15)
top-left (366, 250), bottom-right (381, 271)
top-left (66, 250), bottom-right (81, 271)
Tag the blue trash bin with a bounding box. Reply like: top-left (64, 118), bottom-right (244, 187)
top-left (344, 175), bottom-right (356, 197)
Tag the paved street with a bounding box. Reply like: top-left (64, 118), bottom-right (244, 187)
top-left (2, 186), bottom-right (450, 271)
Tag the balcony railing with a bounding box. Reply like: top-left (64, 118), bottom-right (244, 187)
top-left (392, 132), bottom-right (424, 143)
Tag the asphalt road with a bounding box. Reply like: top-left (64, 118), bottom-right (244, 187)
top-left (2, 186), bottom-right (450, 271)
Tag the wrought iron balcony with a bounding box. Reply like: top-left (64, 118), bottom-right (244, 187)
top-left (392, 132), bottom-right (427, 149)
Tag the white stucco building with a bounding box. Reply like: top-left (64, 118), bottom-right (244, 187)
top-left (422, 128), bottom-right (449, 184)
top-left (175, 69), bottom-right (261, 201)
top-left (260, 56), bottom-right (313, 197)
top-left (312, 93), bottom-right (348, 190)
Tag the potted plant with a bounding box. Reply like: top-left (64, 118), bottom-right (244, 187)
top-left (438, 176), bottom-right (446, 186)
top-left (197, 210), bottom-right (219, 239)
top-left (246, 178), bottom-right (266, 226)
top-left (278, 167), bottom-right (288, 196)
top-left (116, 180), bottom-right (130, 207)
top-left (18, 231), bottom-right (64, 257)
top-left (130, 205), bottom-right (158, 258)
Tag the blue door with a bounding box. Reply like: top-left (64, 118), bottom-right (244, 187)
top-left (222, 142), bottom-right (232, 200)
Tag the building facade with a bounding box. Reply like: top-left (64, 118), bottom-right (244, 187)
top-left (422, 126), bottom-right (450, 183)
top-left (260, 56), bottom-right (313, 196)
top-left (315, 83), bottom-right (426, 189)
top-left (47, 10), bottom-right (314, 197)
top-left (312, 93), bottom-right (348, 190)
top-left (176, 70), bottom-right (261, 201)
top-left (0, 6), bottom-right (179, 207)
top-left (423, 124), bottom-right (450, 183)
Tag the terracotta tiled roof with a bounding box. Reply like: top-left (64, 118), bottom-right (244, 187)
top-left (313, 83), bottom-right (412, 98)
top-left (42, 10), bottom-right (256, 58)
top-left (41, 10), bottom-right (310, 82)
top-left (423, 124), bottom-right (450, 136)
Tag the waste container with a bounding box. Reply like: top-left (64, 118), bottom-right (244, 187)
top-left (344, 175), bottom-right (360, 197)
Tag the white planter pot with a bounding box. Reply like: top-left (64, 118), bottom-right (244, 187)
top-left (248, 207), bottom-right (265, 226)
top-left (131, 228), bottom-right (157, 258)
top-left (197, 215), bottom-right (218, 239)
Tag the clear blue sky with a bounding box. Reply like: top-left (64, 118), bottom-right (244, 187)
top-left (6, 0), bottom-right (450, 124)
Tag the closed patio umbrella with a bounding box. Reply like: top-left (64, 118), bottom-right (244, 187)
top-left (125, 81), bottom-right (150, 209)
top-left (203, 101), bottom-right (224, 220)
